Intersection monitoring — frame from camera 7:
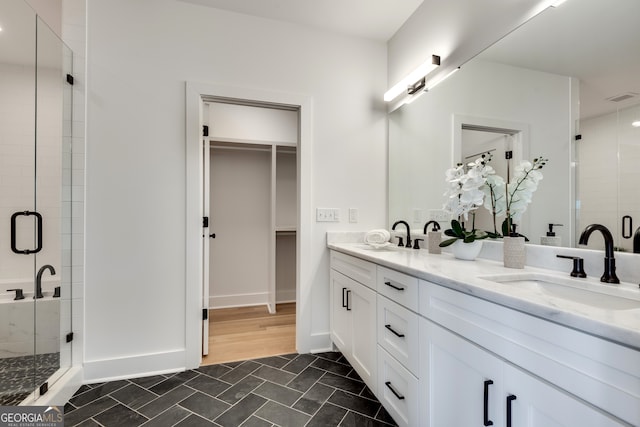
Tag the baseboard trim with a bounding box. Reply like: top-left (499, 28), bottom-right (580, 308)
top-left (83, 349), bottom-right (186, 383)
top-left (209, 292), bottom-right (268, 309)
top-left (308, 331), bottom-right (332, 354)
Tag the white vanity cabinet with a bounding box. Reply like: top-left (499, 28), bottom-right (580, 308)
top-left (420, 318), bottom-right (623, 427)
top-left (420, 280), bottom-right (637, 426)
top-left (376, 266), bottom-right (421, 427)
top-left (329, 251), bottom-right (378, 392)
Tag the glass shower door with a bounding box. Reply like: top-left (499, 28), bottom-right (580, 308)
top-left (33, 15), bottom-right (74, 397)
top-left (0, 0), bottom-right (38, 405)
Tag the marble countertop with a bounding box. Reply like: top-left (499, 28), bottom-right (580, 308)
top-left (328, 242), bottom-right (640, 350)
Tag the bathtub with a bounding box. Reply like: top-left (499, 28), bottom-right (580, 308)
top-left (0, 278), bottom-right (61, 359)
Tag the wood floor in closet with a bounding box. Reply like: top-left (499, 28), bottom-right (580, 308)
top-left (201, 303), bottom-right (296, 366)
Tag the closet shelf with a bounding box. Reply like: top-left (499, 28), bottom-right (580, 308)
top-left (275, 227), bottom-right (297, 234)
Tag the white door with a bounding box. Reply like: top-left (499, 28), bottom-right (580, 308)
top-left (349, 280), bottom-right (377, 388)
top-left (330, 270), bottom-right (352, 353)
top-left (202, 106), bottom-right (211, 356)
top-left (420, 318), bottom-right (503, 427)
top-left (504, 364), bottom-right (624, 427)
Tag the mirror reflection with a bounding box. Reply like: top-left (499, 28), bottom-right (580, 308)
top-left (389, 0), bottom-right (640, 252)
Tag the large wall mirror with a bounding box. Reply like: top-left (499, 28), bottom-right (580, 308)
top-left (389, 0), bottom-right (640, 252)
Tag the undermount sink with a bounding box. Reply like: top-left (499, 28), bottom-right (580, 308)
top-left (479, 272), bottom-right (640, 311)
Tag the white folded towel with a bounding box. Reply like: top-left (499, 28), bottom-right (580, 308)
top-left (364, 229), bottom-right (391, 245)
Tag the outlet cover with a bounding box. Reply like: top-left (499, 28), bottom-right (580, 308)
top-left (429, 209), bottom-right (450, 222)
top-left (349, 208), bottom-right (358, 223)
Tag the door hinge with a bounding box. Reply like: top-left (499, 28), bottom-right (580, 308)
top-left (203, 125), bottom-right (209, 137)
top-left (203, 308), bottom-right (208, 320)
top-left (203, 217), bottom-right (209, 227)
top-left (66, 332), bottom-right (74, 343)
top-left (66, 74), bottom-right (74, 85)
top-left (575, 134), bottom-right (582, 141)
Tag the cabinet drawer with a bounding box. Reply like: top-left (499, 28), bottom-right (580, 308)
top-left (376, 266), bottom-right (419, 312)
top-left (377, 295), bottom-right (420, 376)
top-left (330, 250), bottom-right (376, 289)
top-left (377, 345), bottom-right (419, 427)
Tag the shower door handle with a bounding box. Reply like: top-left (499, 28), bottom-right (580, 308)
top-left (11, 211), bottom-right (43, 254)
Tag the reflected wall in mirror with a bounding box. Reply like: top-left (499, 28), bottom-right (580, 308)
top-left (389, 0), bottom-right (640, 252)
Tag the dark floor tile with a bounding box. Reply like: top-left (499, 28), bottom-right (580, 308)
top-left (375, 405), bottom-right (398, 426)
top-left (138, 385), bottom-right (197, 418)
top-left (253, 356), bottom-right (289, 369)
top-left (286, 366), bottom-right (324, 393)
top-left (254, 401), bottom-right (310, 427)
top-left (217, 375), bottom-right (264, 405)
top-left (93, 403), bottom-right (149, 427)
top-left (295, 382), bottom-right (334, 412)
top-left (281, 354), bottom-right (317, 374)
top-left (360, 385), bottom-right (376, 401)
top-left (72, 385), bottom-right (92, 396)
top-left (315, 352), bottom-right (343, 362)
top-left (130, 375), bottom-right (168, 389)
top-left (239, 416), bottom-right (272, 427)
top-left (110, 383), bottom-right (158, 409)
top-left (187, 373), bottom-right (231, 398)
top-left (220, 361), bottom-right (261, 384)
top-left (64, 396), bottom-right (118, 427)
top-left (179, 391), bottom-right (230, 421)
top-left (175, 414), bottom-right (217, 426)
top-left (142, 405), bottom-right (191, 427)
top-left (69, 380), bottom-right (128, 407)
top-left (148, 375), bottom-right (185, 396)
top-left (328, 390), bottom-right (380, 418)
top-left (340, 410), bottom-right (395, 427)
top-left (318, 372), bottom-right (365, 395)
top-left (172, 370), bottom-right (199, 382)
top-left (197, 364), bottom-right (232, 380)
top-left (306, 402), bottom-right (347, 427)
top-left (75, 419), bottom-right (101, 427)
top-left (347, 369), bottom-right (363, 382)
top-left (312, 357), bottom-right (352, 377)
top-left (251, 365), bottom-right (296, 386)
top-left (279, 353), bottom-right (297, 360)
top-left (214, 393), bottom-right (267, 426)
top-left (64, 402), bottom-right (76, 413)
top-left (253, 381), bottom-right (302, 406)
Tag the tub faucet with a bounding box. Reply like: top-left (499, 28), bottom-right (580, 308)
top-left (392, 220), bottom-right (412, 248)
top-left (578, 224), bottom-right (619, 284)
top-left (36, 265), bottom-right (56, 299)
top-left (633, 226), bottom-right (640, 254)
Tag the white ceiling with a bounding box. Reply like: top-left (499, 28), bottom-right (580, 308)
top-left (178, 0), bottom-right (424, 41)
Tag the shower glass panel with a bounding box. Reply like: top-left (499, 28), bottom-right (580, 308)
top-left (0, 0), bottom-right (37, 405)
top-left (34, 15), bottom-right (74, 397)
top-left (0, 0), bottom-right (73, 404)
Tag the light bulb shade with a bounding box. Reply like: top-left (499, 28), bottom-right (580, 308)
top-left (384, 55), bottom-right (440, 102)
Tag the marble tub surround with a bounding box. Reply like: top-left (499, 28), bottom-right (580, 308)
top-left (327, 232), bottom-right (640, 349)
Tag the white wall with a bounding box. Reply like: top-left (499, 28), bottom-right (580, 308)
top-left (84, 0), bottom-right (387, 379)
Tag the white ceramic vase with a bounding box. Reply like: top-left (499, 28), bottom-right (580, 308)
top-left (451, 239), bottom-right (483, 260)
top-left (503, 236), bottom-right (526, 269)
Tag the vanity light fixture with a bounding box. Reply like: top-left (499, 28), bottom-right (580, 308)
top-left (425, 67), bottom-right (460, 92)
top-left (384, 54), bottom-right (440, 102)
top-left (632, 120), bottom-right (640, 127)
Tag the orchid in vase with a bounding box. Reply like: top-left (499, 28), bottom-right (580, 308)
top-left (439, 152), bottom-right (548, 247)
top-left (439, 155), bottom-right (493, 247)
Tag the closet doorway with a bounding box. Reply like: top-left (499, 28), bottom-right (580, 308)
top-left (201, 99), bottom-right (299, 365)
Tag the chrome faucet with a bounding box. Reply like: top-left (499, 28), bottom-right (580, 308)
top-left (392, 220), bottom-right (412, 248)
top-left (36, 265), bottom-right (56, 299)
top-left (578, 224), bottom-right (619, 284)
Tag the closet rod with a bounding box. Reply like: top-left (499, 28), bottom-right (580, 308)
top-left (210, 144), bottom-right (272, 153)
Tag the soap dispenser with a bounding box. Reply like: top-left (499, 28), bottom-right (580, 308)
top-left (424, 220), bottom-right (442, 254)
top-left (541, 223), bottom-right (563, 246)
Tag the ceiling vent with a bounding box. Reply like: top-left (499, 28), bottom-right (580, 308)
top-left (606, 92), bottom-right (639, 103)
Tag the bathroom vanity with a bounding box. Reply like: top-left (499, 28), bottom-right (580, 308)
top-left (328, 241), bottom-right (640, 426)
